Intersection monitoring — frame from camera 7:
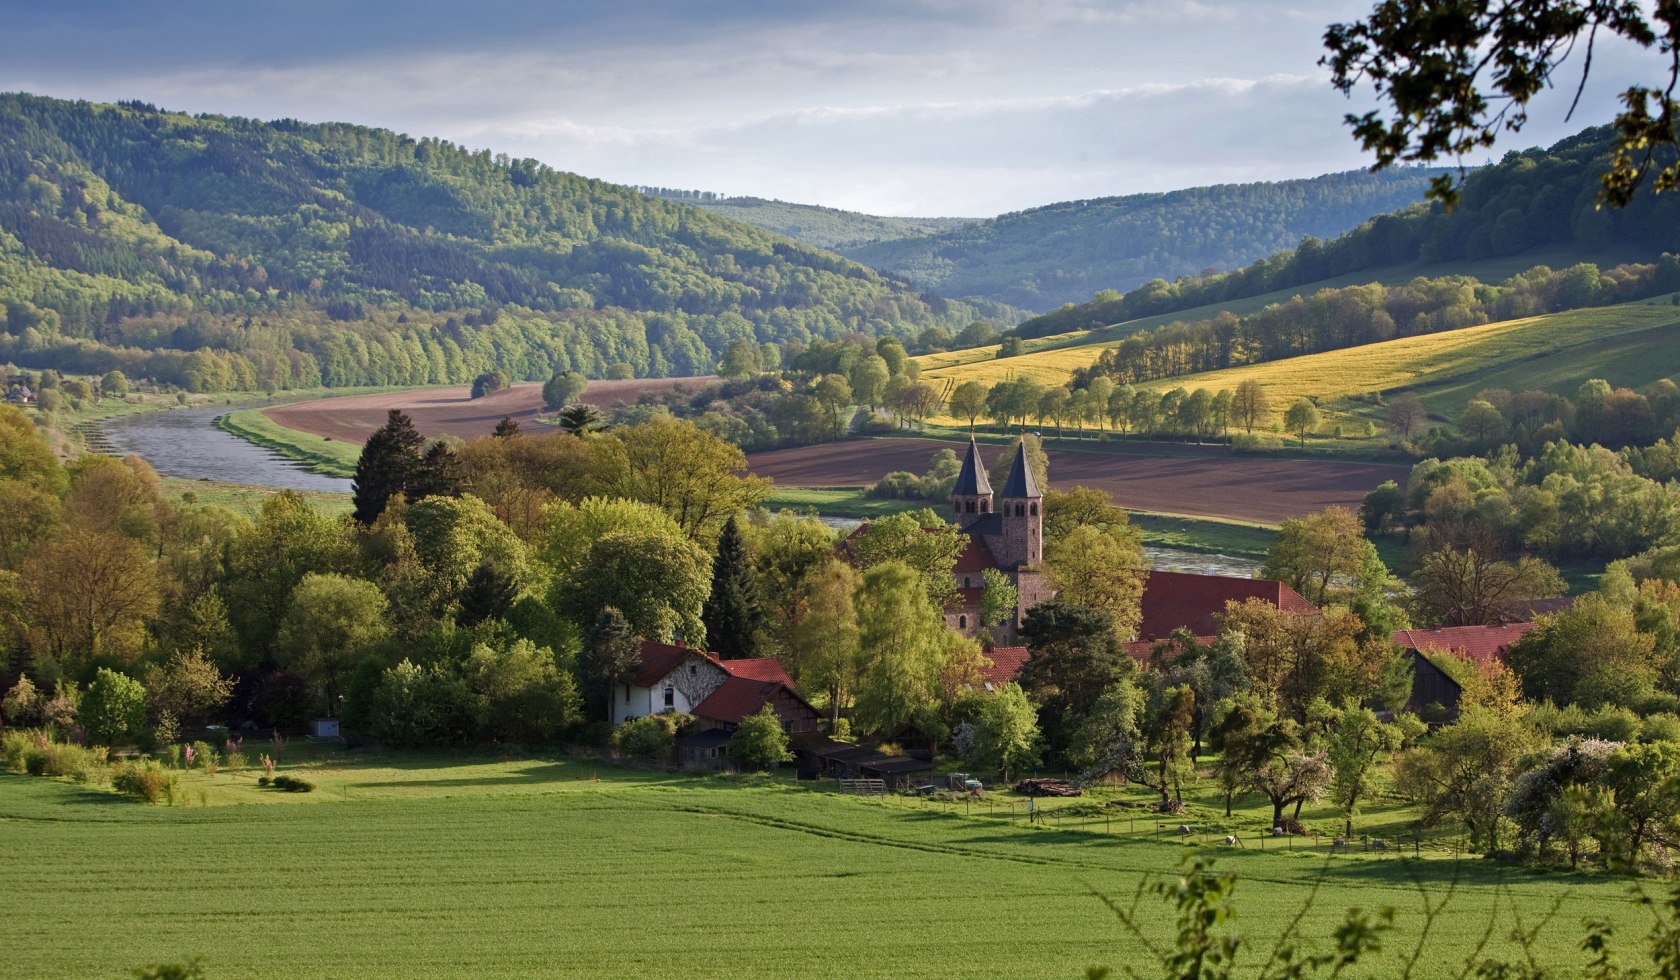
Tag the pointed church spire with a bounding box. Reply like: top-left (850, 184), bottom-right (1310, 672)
top-left (1000, 440), bottom-right (1040, 499)
top-left (953, 436), bottom-right (992, 497)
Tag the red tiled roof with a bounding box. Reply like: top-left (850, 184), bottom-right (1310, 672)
top-left (633, 641), bottom-right (699, 687)
top-left (1137, 570), bottom-right (1317, 641)
top-left (1124, 635), bottom-right (1217, 665)
top-left (721, 657), bottom-right (794, 687)
top-left (980, 646), bottom-right (1029, 688)
top-left (952, 534), bottom-right (999, 574)
top-left (1391, 623), bottom-right (1536, 668)
top-left (947, 586), bottom-right (985, 611)
top-left (693, 676), bottom-right (784, 725)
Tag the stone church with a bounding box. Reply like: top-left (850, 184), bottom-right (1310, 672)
top-left (945, 437), bottom-right (1055, 643)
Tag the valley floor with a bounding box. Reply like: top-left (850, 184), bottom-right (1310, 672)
top-left (0, 753), bottom-right (1653, 978)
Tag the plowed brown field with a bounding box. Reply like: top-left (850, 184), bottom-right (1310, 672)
top-left (745, 438), bottom-right (1408, 524)
top-left (265, 378), bottom-right (714, 443)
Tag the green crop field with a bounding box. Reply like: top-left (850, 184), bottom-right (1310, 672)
top-left (0, 754), bottom-right (1658, 978)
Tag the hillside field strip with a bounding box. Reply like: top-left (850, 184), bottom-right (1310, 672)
top-left (924, 301), bottom-right (1680, 423)
top-left (0, 757), bottom-right (1656, 979)
top-left (915, 245), bottom-right (1661, 381)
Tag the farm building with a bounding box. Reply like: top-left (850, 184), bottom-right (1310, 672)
top-left (1392, 623), bottom-right (1537, 721)
top-left (1136, 571), bottom-right (1316, 641)
top-left (612, 640), bottom-right (798, 726)
top-left (5, 385), bottom-right (34, 404)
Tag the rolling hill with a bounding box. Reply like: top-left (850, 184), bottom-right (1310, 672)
top-left (0, 93), bottom-right (1012, 392)
top-left (637, 188), bottom-right (976, 251)
top-left (840, 167), bottom-right (1451, 310)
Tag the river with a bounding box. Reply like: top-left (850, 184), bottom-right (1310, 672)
top-left (102, 406), bottom-right (354, 494)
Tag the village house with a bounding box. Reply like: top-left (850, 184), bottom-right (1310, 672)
top-left (613, 640), bottom-right (820, 770)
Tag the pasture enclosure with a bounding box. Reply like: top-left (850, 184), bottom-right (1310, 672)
top-left (0, 756), bottom-right (1655, 978)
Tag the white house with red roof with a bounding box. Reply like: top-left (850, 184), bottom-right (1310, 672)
top-left (611, 640), bottom-right (800, 727)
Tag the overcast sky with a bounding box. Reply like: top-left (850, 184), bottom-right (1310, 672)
top-left (0, 1), bottom-right (1663, 216)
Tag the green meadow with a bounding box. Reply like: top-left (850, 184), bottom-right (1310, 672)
top-left (0, 755), bottom-right (1658, 978)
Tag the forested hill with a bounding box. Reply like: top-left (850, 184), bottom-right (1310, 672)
top-left (841, 168), bottom-right (1450, 310)
top-left (1015, 126), bottom-right (1680, 339)
top-left (637, 188), bottom-right (975, 252)
top-left (0, 93), bottom-right (1010, 392)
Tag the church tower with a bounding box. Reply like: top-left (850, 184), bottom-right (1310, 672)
top-left (950, 436), bottom-right (993, 528)
top-left (997, 441), bottom-right (1042, 568)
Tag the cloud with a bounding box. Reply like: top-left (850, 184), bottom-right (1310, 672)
top-left (0, 1), bottom-right (1669, 214)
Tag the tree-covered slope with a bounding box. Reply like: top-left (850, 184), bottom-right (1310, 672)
top-left (0, 93), bottom-right (1009, 391)
top-left (637, 188), bottom-right (975, 251)
top-left (841, 168), bottom-right (1450, 310)
top-left (1017, 126), bottom-right (1680, 340)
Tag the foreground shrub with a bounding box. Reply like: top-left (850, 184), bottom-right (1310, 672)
top-left (112, 760), bottom-right (180, 804)
top-left (613, 713), bottom-right (691, 761)
top-left (81, 669), bottom-right (148, 745)
top-left (270, 775), bottom-right (314, 792)
top-left (3, 728), bottom-right (43, 772)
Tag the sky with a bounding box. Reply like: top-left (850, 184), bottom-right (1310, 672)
top-left (0, 1), bottom-right (1664, 216)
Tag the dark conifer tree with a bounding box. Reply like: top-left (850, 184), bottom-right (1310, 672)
top-left (701, 515), bottom-right (764, 660)
top-left (492, 415), bottom-right (522, 438)
top-left (352, 409), bottom-right (423, 525)
top-left (410, 441), bottom-right (465, 501)
top-left (583, 607), bottom-right (642, 723)
top-left (557, 403), bottom-right (605, 437)
top-left (457, 561), bottom-right (520, 628)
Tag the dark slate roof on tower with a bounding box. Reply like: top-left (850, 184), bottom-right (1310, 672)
top-left (953, 436), bottom-right (992, 496)
top-left (1000, 441), bottom-right (1040, 498)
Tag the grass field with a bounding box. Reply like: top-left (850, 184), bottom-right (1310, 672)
top-left (160, 476), bottom-right (353, 519)
top-left (1, 753), bottom-right (1658, 978)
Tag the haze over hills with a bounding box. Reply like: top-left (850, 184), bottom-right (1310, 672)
top-left (636, 188), bottom-right (975, 252)
top-left (834, 168), bottom-right (1453, 311)
top-left (0, 93), bottom-right (1013, 391)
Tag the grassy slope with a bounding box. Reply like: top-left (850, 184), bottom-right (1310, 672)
top-left (916, 245), bottom-right (1660, 386)
top-left (0, 756), bottom-right (1651, 979)
top-left (921, 299), bottom-right (1680, 455)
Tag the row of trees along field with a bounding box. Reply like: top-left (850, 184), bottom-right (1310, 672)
top-left (4, 394), bottom-right (1680, 868)
top-left (1014, 126), bottom-right (1680, 339)
top-left (595, 334), bottom-right (950, 451)
top-left (1066, 258), bottom-right (1680, 387)
top-left (0, 93), bottom-right (1012, 392)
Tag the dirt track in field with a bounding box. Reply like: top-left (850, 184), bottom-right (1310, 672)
top-left (746, 437), bottom-right (1409, 525)
top-left (264, 378), bottom-right (715, 443)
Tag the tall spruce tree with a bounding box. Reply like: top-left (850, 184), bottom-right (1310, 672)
top-left (457, 561), bottom-right (520, 628)
top-left (701, 515), bottom-right (764, 660)
top-left (410, 441), bottom-right (465, 501)
top-left (492, 416), bottom-right (522, 438)
top-left (583, 607), bottom-right (641, 723)
top-left (352, 409), bottom-right (424, 525)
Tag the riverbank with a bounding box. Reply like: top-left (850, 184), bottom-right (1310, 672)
top-left (217, 406), bottom-right (360, 476)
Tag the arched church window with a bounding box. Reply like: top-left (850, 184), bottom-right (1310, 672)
top-left (1030, 502), bottom-right (1038, 516)
top-left (958, 615), bottom-right (967, 629)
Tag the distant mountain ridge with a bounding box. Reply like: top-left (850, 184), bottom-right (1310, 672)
top-left (636, 188), bottom-right (976, 252)
top-left (0, 93), bottom-right (1010, 392)
top-left (1013, 125), bottom-right (1680, 340)
top-left (840, 168), bottom-right (1454, 310)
